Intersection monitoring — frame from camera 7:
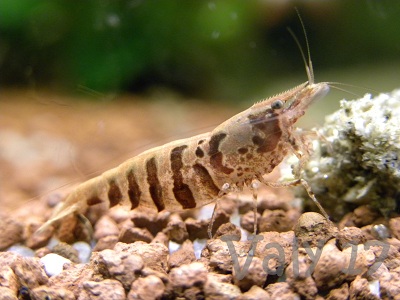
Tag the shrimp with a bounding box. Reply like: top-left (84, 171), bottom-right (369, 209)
top-left (37, 79), bottom-right (329, 235)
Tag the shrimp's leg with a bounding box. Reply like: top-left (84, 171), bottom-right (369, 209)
top-left (258, 176), bottom-right (329, 220)
top-left (77, 214), bottom-right (94, 242)
top-left (208, 183), bottom-right (231, 238)
top-left (250, 180), bottom-right (259, 235)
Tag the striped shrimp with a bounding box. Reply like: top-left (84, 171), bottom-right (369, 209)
top-left (37, 81), bottom-right (330, 237)
top-left (37, 27), bottom-right (331, 238)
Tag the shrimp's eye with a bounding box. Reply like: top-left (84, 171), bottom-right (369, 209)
top-left (271, 100), bottom-right (283, 110)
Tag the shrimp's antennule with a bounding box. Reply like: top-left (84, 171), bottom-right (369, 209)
top-left (287, 9), bottom-right (314, 84)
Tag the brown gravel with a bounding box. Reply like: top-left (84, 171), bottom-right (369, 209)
top-left (0, 265), bottom-right (19, 295)
top-left (237, 285), bottom-right (270, 300)
top-left (326, 282), bottom-right (350, 300)
top-left (0, 215), bottom-right (24, 250)
top-left (389, 217), bottom-right (400, 240)
top-left (2, 91), bottom-right (400, 299)
top-left (81, 279), bottom-right (126, 299)
top-left (293, 212), bottom-right (338, 247)
top-left (169, 240), bottom-right (196, 268)
top-left (336, 226), bottom-right (367, 250)
top-left (128, 275), bottom-right (165, 300)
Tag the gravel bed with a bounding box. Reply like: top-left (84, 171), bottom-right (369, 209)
top-left (1, 187), bottom-right (400, 299)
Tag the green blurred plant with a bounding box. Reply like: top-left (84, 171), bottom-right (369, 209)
top-left (0, 0), bottom-right (399, 101)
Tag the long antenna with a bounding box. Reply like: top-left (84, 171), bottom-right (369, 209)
top-left (287, 8), bottom-right (314, 84)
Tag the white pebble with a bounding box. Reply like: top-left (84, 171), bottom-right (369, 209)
top-left (47, 237), bottom-right (60, 249)
top-left (40, 253), bottom-right (71, 277)
top-left (369, 280), bottom-right (380, 297)
top-left (240, 228), bottom-right (249, 242)
top-left (72, 241), bottom-right (92, 263)
top-left (229, 209), bottom-right (240, 227)
top-left (7, 244), bottom-right (35, 257)
top-left (193, 239), bottom-right (207, 259)
top-left (169, 241), bottom-right (181, 254)
top-left (198, 203), bottom-right (214, 220)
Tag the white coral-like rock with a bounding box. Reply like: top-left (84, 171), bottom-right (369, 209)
top-left (286, 89), bottom-right (400, 219)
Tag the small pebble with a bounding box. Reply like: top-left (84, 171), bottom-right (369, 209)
top-left (197, 203), bottom-right (214, 220)
top-left (129, 275), bottom-right (165, 300)
top-left (240, 210), bottom-right (259, 233)
top-left (40, 253), bottom-right (72, 276)
top-left (369, 280), bottom-right (380, 297)
top-left (0, 286), bottom-right (18, 300)
top-left (259, 209), bottom-right (293, 232)
top-left (7, 244), bottom-right (35, 257)
top-left (152, 231), bottom-right (169, 247)
top-left (185, 217), bottom-right (209, 240)
top-left (0, 215), bottom-right (24, 250)
top-left (336, 226), bottom-right (366, 250)
top-left (193, 239), bottom-right (207, 259)
top-left (170, 262), bottom-right (208, 289)
top-left (294, 212), bottom-right (337, 247)
top-left (372, 224), bottom-right (390, 240)
top-left (53, 242), bottom-right (79, 263)
top-left (169, 240), bottom-right (181, 254)
top-left (118, 227), bottom-right (153, 243)
top-left (93, 235), bottom-right (119, 252)
top-left (164, 214), bottom-right (188, 243)
top-left (229, 209), bottom-right (241, 227)
top-left (72, 241), bottom-right (92, 263)
top-left (47, 237), bottom-right (60, 249)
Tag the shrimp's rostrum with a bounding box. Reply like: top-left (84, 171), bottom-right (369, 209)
top-left (37, 80), bottom-right (330, 234)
